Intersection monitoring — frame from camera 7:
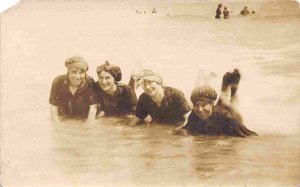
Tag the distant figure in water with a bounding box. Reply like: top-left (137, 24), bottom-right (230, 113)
top-left (152, 8), bottom-right (157, 13)
top-left (129, 69), bottom-right (191, 126)
top-left (173, 69), bottom-right (257, 137)
top-left (223, 7), bottom-right (229, 19)
top-left (240, 6), bottom-right (250, 16)
top-left (49, 55), bottom-right (98, 122)
top-left (215, 4), bottom-right (222, 19)
top-left (95, 61), bottom-right (137, 117)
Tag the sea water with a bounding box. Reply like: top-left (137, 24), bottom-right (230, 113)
top-left (1, 0), bottom-right (299, 186)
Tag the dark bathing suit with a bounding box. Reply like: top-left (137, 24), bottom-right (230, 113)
top-left (95, 82), bottom-right (137, 116)
top-left (135, 86), bottom-right (190, 124)
top-left (184, 101), bottom-right (257, 137)
top-left (215, 8), bottom-right (221, 19)
top-left (49, 75), bottom-right (98, 120)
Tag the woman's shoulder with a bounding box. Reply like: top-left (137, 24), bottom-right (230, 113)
top-left (86, 76), bottom-right (96, 83)
top-left (164, 86), bottom-right (184, 96)
top-left (115, 83), bottom-right (134, 95)
top-left (214, 102), bottom-right (231, 116)
top-left (51, 75), bottom-right (68, 87)
top-left (85, 76), bottom-right (98, 89)
top-left (137, 92), bottom-right (151, 103)
top-left (116, 83), bottom-right (132, 90)
top-left (53, 74), bottom-right (66, 82)
top-left (187, 111), bottom-right (200, 121)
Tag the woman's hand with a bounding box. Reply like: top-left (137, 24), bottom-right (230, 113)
top-left (143, 115), bottom-right (152, 123)
top-left (96, 111), bottom-right (105, 118)
top-left (216, 140), bottom-right (230, 146)
top-left (50, 105), bottom-right (62, 123)
top-left (129, 116), bottom-right (142, 126)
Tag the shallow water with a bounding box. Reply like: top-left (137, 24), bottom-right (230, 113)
top-left (1, 0), bottom-right (300, 186)
top-left (1, 117), bottom-right (299, 186)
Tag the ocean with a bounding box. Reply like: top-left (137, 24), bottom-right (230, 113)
top-left (1, 0), bottom-right (300, 186)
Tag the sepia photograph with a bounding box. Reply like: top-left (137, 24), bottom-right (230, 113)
top-left (1, 0), bottom-right (300, 186)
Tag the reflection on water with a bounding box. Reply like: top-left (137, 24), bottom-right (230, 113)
top-left (49, 119), bottom-right (300, 186)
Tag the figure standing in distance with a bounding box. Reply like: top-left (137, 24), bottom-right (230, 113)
top-left (240, 6), bottom-right (250, 16)
top-left (223, 7), bottom-right (229, 19)
top-left (172, 69), bottom-right (257, 137)
top-left (215, 3), bottom-right (222, 19)
top-left (49, 55), bottom-right (98, 122)
top-left (95, 61), bottom-right (137, 117)
top-left (129, 69), bottom-right (191, 126)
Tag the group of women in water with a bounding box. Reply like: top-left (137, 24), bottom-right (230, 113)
top-left (49, 55), bottom-right (257, 138)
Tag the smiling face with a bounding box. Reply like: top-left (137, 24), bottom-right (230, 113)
top-left (98, 71), bottom-right (116, 93)
top-left (142, 80), bottom-right (162, 97)
top-left (68, 68), bottom-right (86, 86)
top-left (193, 101), bottom-right (213, 120)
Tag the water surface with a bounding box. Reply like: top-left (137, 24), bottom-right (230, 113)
top-left (1, 0), bottom-right (299, 186)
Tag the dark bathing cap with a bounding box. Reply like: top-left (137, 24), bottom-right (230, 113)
top-left (97, 61), bottom-right (122, 82)
top-left (191, 85), bottom-right (217, 104)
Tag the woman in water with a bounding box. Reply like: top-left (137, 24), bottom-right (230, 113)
top-left (173, 69), bottom-right (257, 137)
top-left (49, 55), bottom-right (98, 121)
top-left (129, 69), bottom-right (191, 126)
top-left (95, 61), bottom-right (137, 117)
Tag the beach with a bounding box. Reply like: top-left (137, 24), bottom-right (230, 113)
top-left (1, 0), bottom-right (300, 186)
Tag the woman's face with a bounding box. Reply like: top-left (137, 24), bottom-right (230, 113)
top-left (98, 71), bottom-right (116, 92)
top-left (68, 68), bottom-right (86, 86)
top-left (193, 101), bottom-right (213, 120)
top-left (142, 80), bottom-right (161, 97)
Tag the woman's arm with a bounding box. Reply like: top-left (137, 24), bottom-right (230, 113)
top-left (129, 116), bottom-right (142, 126)
top-left (182, 111), bottom-right (191, 127)
top-left (170, 111), bottom-right (191, 136)
top-left (171, 122), bottom-right (188, 136)
top-left (123, 85), bottom-right (137, 114)
top-left (50, 104), bottom-right (61, 122)
top-left (87, 104), bottom-right (97, 121)
top-left (172, 88), bottom-right (191, 124)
